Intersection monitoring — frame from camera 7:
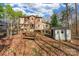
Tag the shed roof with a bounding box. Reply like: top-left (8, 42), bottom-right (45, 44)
top-left (51, 27), bottom-right (69, 30)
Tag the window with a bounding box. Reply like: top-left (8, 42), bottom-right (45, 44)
top-left (31, 24), bottom-right (35, 29)
top-left (38, 25), bottom-right (40, 27)
top-left (46, 25), bottom-right (48, 27)
top-left (32, 18), bottom-right (33, 20)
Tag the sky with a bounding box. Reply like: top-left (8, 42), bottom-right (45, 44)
top-left (5, 3), bottom-right (79, 20)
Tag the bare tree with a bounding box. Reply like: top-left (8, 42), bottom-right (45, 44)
top-left (75, 3), bottom-right (78, 36)
top-left (66, 3), bottom-right (69, 28)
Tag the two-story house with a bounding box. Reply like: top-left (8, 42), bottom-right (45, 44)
top-left (19, 15), bottom-right (50, 33)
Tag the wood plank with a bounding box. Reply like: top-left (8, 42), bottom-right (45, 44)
top-left (23, 36), bottom-right (35, 40)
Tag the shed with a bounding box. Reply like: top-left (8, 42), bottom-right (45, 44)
top-left (51, 27), bottom-right (71, 41)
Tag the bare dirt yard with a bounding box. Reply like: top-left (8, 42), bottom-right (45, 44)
top-left (0, 33), bottom-right (79, 56)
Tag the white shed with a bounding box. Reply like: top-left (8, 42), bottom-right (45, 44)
top-left (51, 27), bottom-right (71, 41)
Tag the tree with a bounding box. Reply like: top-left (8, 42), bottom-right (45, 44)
top-left (68, 5), bottom-right (74, 34)
top-left (5, 4), bottom-right (15, 37)
top-left (65, 3), bottom-right (69, 28)
top-left (14, 11), bottom-right (23, 34)
top-left (69, 6), bottom-right (74, 20)
top-left (0, 4), bottom-right (4, 18)
top-left (14, 11), bottom-right (23, 18)
top-left (0, 4), bottom-right (25, 37)
top-left (75, 3), bottom-right (78, 36)
top-left (5, 4), bottom-right (15, 19)
top-left (51, 14), bottom-right (59, 27)
top-left (61, 10), bottom-right (67, 21)
top-left (60, 3), bottom-right (71, 28)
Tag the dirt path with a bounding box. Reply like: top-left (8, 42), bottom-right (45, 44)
top-left (35, 34), bottom-right (79, 56)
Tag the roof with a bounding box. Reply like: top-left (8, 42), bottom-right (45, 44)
top-left (20, 15), bottom-right (42, 18)
top-left (51, 27), bottom-right (69, 30)
top-left (42, 20), bottom-right (50, 24)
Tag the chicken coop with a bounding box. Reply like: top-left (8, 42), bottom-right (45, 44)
top-left (51, 27), bottom-right (71, 41)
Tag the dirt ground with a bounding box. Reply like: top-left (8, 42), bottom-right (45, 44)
top-left (0, 34), bottom-right (47, 56)
top-left (0, 33), bottom-right (79, 56)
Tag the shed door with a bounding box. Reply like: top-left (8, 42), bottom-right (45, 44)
top-left (66, 30), bottom-right (71, 40)
top-left (60, 30), bottom-right (65, 40)
top-left (55, 30), bottom-right (60, 40)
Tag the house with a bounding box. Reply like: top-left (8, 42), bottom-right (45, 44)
top-left (19, 15), bottom-right (50, 34)
top-left (41, 20), bottom-right (50, 35)
top-left (51, 27), bottom-right (71, 41)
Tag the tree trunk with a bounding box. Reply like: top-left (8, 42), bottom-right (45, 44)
top-left (7, 23), bottom-right (10, 37)
top-left (10, 20), bottom-right (13, 38)
top-left (66, 3), bottom-right (69, 28)
top-left (65, 3), bottom-right (69, 41)
top-left (17, 18), bottom-right (20, 34)
top-left (75, 3), bottom-right (78, 36)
